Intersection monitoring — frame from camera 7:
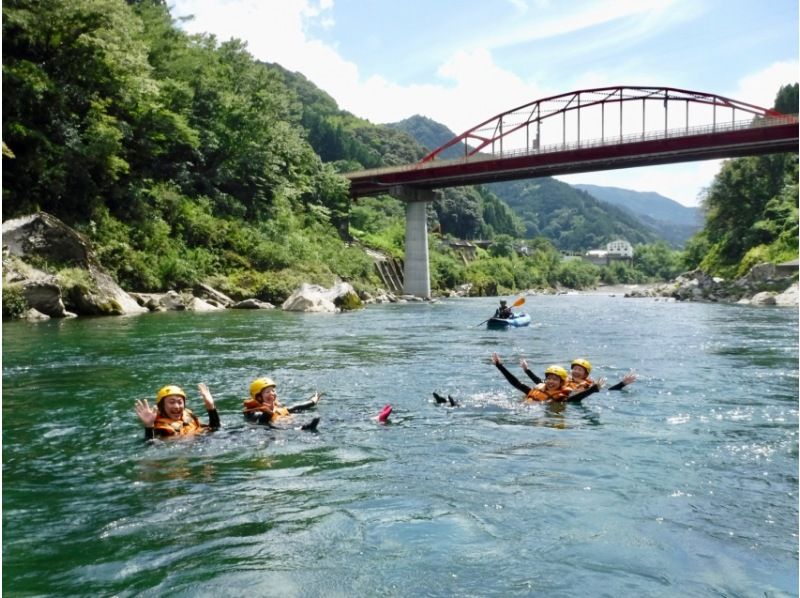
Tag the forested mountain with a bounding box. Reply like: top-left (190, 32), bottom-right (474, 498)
top-left (574, 184), bottom-right (702, 247)
top-left (386, 115), bottom-right (469, 159)
top-left (486, 179), bottom-right (660, 250)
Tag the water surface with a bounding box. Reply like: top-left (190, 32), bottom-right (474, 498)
top-left (3, 296), bottom-right (798, 596)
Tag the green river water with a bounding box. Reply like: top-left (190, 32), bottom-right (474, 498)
top-left (3, 295), bottom-right (798, 596)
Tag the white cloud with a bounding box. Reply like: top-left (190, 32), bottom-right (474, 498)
top-left (731, 61), bottom-right (800, 109)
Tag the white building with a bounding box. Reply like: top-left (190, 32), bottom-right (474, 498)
top-left (606, 239), bottom-right (634, 258)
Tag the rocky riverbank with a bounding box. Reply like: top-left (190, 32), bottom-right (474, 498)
top-left (620, 265), bottom-right (798, 306)
top-left (4, 212), bottom-right (797, 320)
top-left (1, 212), bottom-right (424, 321)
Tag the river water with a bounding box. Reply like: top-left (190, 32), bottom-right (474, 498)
top-left (3, 295), bottom-right (798, 597)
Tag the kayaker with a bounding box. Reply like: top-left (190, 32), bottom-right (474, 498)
top-left (494, 300), bottom-right (513, 319)
top-left (520, 357), bottom-right (637, 391)
top-left (135, 383), bottom-right (220, 440)
top-left (492, 353), bottom-right (605, 402)
top-left (244, 377), bottom-right (322, 430)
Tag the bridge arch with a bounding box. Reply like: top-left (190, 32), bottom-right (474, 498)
top-left (421, 86), bottom-right (792, 163)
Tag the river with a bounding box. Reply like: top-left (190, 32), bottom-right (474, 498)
top-left (3, 295), bottom-right (798, 597)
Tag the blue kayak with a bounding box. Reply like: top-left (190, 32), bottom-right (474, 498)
top-left (486, 312), bottom-right (532, 329)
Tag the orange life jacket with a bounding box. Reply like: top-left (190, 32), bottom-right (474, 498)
top-left (526, 384), bottom-right (571, 402)
top-left (565, 377), bottom-right (594, 392)
top-left (153, 408), bottom-right (206, 437)
top-left (243, 398), bottom-right (291, 423)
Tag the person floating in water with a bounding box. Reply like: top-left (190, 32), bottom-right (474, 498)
top-left (243, 377), bottom-right (321, 430)
top-left (135, 383), bottom-right (220, 440)
top-left (494, 299), bottom-right (513, 319)
top-left (520, 357), bottom-right (636, 391)
top-left (492, 353), bottom-right (605, 402)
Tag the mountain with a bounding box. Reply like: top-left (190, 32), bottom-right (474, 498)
top-left (486, 178), bottom-right (660, 251)
top-left (386, 115), bottom-right (469, 159)
top-left (573, 184), bottom-right (703, 247)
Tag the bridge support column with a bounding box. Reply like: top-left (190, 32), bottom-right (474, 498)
top-left (390, 186), bottom-right (435, 299)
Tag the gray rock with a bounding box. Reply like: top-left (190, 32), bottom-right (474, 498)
top-left (2, 212), bottom-right (146, 316)
top-left (743, 263), bottom-right (776, 283)
top-left (231, 298), bottom-right (275, 309)
top-left (282, 282), bottom-right (362, 312)
top-left (186, 296), bottom-right (224, 311)
top-left (24, 308), bottom-right (50, 321)
top-left (775, 282), bottom-right (799, 306)
top-left (161, 291), bottom-right (187, 311)
top-left (750, 291), bottom-right (777, 305)
top-left (194, 283), bottom-right (234, 307)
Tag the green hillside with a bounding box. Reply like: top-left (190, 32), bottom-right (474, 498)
top-left (574, 184), bottom-right (702, 247)
top-left (486, 178), bottom-right (660, 251)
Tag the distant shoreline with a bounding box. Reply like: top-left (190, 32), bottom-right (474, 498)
top-left (576, 283), bottom-right (658, 296)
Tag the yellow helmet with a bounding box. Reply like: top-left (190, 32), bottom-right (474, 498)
top-left (156, 385), bottom-right (186, 404)
top-left (250, 377), bottom-right (276, 399)
top-left (544, 366), bottom-right (568, 382)
top-left (571, 358), bottom-right (592, 375)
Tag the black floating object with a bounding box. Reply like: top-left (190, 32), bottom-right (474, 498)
top-left (432, 392), bottom-right (447, 404)
top-left (448, 395), bottom-right (459, 407)
top-left (301, 416), bottom-right (320, 431)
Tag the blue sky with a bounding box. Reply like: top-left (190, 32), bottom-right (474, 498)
top-left (171, 0), bottom-right (798, 206)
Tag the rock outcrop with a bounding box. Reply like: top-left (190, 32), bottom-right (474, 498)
top-left (282, 282), bottom-right (363, 312)
top-left (3, 213), bottom-right (146, 317)
top-left (624, 263), bottom-right (798, 306)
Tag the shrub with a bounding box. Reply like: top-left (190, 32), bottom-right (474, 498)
top-left (3, 284), bottom-right (28, 319)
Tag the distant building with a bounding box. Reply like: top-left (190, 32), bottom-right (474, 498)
top-left (606, 239), bottom-right (634, 258)
top-left (582, 239), bottom-right (633, 266)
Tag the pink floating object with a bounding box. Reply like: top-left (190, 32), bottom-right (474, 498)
top-left (377, 404), bottom-right (392, 423)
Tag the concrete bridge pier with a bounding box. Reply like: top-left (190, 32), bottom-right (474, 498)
top-left (390, 186), bottom-right (435, 298)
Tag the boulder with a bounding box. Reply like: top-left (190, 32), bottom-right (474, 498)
top-left (2, 212), bottom-right (146, 316)
top-left (64, 266), bottom-right (147, 315)
top-left (186, 296), bottom-right (224, 312)
top-left (750, 291), bottom-right (777, 305)
top-left (194, 283), bottom-right (234, 308)
top-left (282, 284), bottom-right (337, 312)
top-left (20, 278), bottom-right (70, 317)
top-left (282, 282), bottom-right (363, 313)
top-left (774, 282), bottom-right (799, 306)
top-left (231, 298), bottom-right (275, 309)
top-left (24, 308), bottom-right (51, 321)
top-left (2, 212), bottom-right (92, 267)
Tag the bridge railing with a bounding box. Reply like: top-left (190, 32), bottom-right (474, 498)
top-left (348, 114), bottom-right (797, 179)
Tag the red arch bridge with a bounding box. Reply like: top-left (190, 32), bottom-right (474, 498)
top-left (344, 86), bottom-right (798, 297)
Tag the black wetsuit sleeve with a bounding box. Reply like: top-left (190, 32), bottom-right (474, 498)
top-left (523, 368), bottom-right (543, 384)
top-left (495, 362), bottom-right (532, 394)
top-left (144, 427), bottom-right (155, 440)
top-left (207, 408), bottom-right (221, 430)
top-left (565, 384), bottom-right (600, 403)
top-left (608, 380), bottom-right (627, 391)
top-left (286, 399), bottom-right (317, 413)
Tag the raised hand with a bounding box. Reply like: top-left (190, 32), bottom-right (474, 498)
top-left (595, 377), bottom-right (607, 390)
top-left (622, 370), bottom-right (638, 386)
top-left (519, 358), bottom-right (529, 370)
top-left (135, 399), bottom-right (157, 428)
top-left (198, 383), bottom-right (215, 411)
top-left (491, 352), bottom-right (502, 365)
